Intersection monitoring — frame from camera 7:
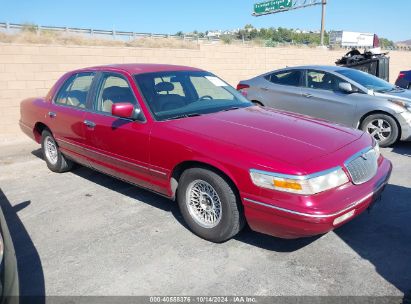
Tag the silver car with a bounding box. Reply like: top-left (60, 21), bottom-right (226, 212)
top-left (238, 66), bottom-right (411, 147)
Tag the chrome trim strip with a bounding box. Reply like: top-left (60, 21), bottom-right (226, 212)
top-left (150, 168), bottom-right (168, 176)
top-left (57, 138), bottom-right (167, 176)
top-left (344, 146), bottom-right (374, 167)
top-left (244, 180), bottom-right (387, 218)
top-left (249, 166), bottom-right (342, 181)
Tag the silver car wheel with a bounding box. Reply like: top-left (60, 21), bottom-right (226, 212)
top-left (186, 180), bottom-right (222, 229)
top-left (366, 119), bottom-right (392, 142)
top-left (44, 136), bottom-right (58, 165)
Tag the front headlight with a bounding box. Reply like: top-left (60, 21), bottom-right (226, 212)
top-left (250, 167), bottom-right (349, 195)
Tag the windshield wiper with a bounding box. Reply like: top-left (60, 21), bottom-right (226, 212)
top-left (222, 107), bottom-right (240, 112)
top-left (379, 86), bottom-right (405, 93)
top-left (164, 113), bottom-right (202, 121)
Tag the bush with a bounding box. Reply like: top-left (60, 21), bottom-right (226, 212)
top-left (220, 35), bottom-right (233, 45)
top-left (265, 40), bottom-right (278, 48)
top-left (21, 23), bottom-right (37, 33)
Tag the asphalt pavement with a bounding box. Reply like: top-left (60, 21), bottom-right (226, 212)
top-left (0, 139), bottom-right (410, 298)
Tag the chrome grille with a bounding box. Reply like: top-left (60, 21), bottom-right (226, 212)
top-left (345, 148), bottom-right (378, 185)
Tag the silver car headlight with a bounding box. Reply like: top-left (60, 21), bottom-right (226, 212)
top-left (250, 167), bottom-right (349, 195)
top-left (389, 99), bottom-right (411, 112)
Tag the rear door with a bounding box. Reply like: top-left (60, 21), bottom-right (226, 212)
top-left (82, 72), bottom-right (153, 189)
top-left (300, 69), bottom-right (357, 127)
top-left (47, 72), bottom-right (95, 162)
top-left (258, 69), bottom-right (305, 111)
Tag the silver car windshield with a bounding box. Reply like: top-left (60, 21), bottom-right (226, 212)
top-left (337, 69), bottom-right (395, 93)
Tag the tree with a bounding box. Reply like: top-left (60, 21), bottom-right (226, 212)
top-left (379, 38), bottom-right (395, 49)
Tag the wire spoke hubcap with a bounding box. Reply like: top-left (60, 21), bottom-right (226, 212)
top-left (186, 180), bottom-right (222, 228)
top-left (366, 119), bottom-right (391, 142)
top-left (44, 136), bottom-right (58, 165)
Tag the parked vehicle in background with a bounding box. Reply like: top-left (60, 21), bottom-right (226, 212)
top-left (395, 70), bottom-right (411, 89)
top-left (238, 65), bottom-right (411, 147)
top-left (20, 64), bottom-right (392, 242)
top-left (329, 31), bottom-right (377, 49)
top-left (335, 48), bottom-right (390, 82)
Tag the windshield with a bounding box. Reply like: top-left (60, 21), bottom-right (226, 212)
top-left (134, 71), bottom-right (251, 121)
top-left (337, 69), bottom-right (395, 93)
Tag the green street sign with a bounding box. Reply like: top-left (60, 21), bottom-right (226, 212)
top-left (254, 0), bottom-right (293, 15)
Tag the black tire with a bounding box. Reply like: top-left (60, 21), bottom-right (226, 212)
top-left (41, 130), bottom-right (73, 173)
top-left (360, 113), bottom-right (399, 147)
top-left (177, 168), bottom-right (245, 243)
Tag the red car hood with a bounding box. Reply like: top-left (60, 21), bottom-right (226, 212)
top-left (169, 106), bottom-right (364, 166)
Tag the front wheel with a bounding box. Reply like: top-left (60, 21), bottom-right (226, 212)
top-left (360, 114), bottom-right (399, 147)
top-left (177, 168), bottom-right (245, 243)
top-left (41, 130), bottom-right (73, 172)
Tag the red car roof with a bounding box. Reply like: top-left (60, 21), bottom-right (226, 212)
top-left (77, 63), bottom-right (204, 74)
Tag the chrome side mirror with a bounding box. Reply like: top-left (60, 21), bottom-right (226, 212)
top-left (132, 107), bottom-right (145, 122)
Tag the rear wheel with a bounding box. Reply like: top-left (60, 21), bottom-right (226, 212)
top-left (177, 168), bottom-right (245, 243)
top-left (361, 114), bottom-right (399, 147)
top-left (41, 130), bottom-right (73, 172)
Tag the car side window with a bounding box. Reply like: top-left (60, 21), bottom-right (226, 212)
top-left (55, 73), bottom-right (95, 108)
top-left (306, 70), bottom-right (343, 92)
top-left (96, 74), bottom-right (137, 114)
top-left (266, 70), bottom-right (302, 87)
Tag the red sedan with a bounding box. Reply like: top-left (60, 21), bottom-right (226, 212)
top-left (19, 64), bottom-right (392, 242)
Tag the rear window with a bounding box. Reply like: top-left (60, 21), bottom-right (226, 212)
top-left (55, 73), bottom-right (95, 108)
top-left (266, 70), bottom-right (302, 87)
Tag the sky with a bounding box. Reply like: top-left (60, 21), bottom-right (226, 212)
top-left (0, 0), bottom-right (409, 41)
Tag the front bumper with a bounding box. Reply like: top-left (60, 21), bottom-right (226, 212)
top-left (395, 111), bottom-right (411, 141)
top-left (242, 158), bottom-right (392, 239)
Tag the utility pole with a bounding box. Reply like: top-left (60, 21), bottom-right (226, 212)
top-left (320, 0), bottom-right (327, 45)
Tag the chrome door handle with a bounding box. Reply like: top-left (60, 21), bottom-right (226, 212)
top-left (261, 87), bottom-right (269, 91)
top-left (302, 93), bottom-right (313, 98)
top-left (48, 111), bottom-right (57, 118)
top-left (84, 120), bottom-right (96, 128)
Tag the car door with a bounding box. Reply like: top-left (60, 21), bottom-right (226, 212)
top-left (258, 69), bottom-right (305, 111)
top-left (47, 72), bottom-right (95, 163)
top-left (83, 72), bottom-right (153, 189)
top-left (299, 69), bottom-right (357, 127)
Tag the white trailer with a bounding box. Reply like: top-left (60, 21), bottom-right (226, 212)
top-left (329, 31), bottom-right (375, 48)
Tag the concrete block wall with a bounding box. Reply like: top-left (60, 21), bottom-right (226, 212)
top-left (0, 42), bottom-right (410, 142)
